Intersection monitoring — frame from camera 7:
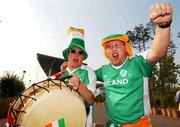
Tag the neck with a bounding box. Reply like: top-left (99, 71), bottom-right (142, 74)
top-left (120, 56), bottom-right (127, 65)
top-left (68, 63), bottom-right (81, 71)
top-left (113, 56), bottom-right (127, 66)
top-left (68, 66), bottom-right (76, 71)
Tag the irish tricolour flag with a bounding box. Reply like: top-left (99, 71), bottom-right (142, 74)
top-left (45, 118), bottom-right (65, 127)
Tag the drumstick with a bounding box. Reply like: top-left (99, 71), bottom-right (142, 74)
top-left (49, 69), bottom-right (65, 79)
top-left (49, 62), bottom-right (68, 79)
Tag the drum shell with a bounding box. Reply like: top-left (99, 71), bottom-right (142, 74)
top-left (10, 80), bottom-right (86, 127)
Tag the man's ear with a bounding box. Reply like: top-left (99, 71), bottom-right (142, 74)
top-left (67, 53), bottom-right (69, 59)
top-left (104, 49), bottom-right (108, 58)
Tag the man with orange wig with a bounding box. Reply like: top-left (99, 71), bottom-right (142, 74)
top-left (95, 2), bottom-right (173, 127)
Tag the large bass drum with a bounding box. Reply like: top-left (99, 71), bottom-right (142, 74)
top-left (8, 79), bottom-right (86, 127)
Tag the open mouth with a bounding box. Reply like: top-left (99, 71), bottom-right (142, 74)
top-left (112, 53), bottom-right (119, 59)
top-left (73, 58), bottom-right (78, 63)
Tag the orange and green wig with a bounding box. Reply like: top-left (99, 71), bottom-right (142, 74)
top-left (101, 34), bottom-right (133, 57)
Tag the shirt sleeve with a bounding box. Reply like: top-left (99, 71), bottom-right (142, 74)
top-left (83, 65), bottom-right (97, 94)
top-left (95, 66), bottom-right (104, 82)
top-left (135, 50), bottom-right (155, 77)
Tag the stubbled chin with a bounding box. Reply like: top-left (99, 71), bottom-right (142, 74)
top-left (111, 58), bottom-right (122, 66)
top-left (110, 55), bottom-right (120, 65)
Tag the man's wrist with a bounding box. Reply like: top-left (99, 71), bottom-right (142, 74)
top-left (158, 20), bottom-right (172, 29)
top-left (77, 81), bottom-right (81, 92)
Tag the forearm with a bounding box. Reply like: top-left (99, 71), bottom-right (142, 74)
top-left (78, 81), bottom-right (94, 105)
top-left (147, 26), bottom-right (170, 63)
top-left (147, 2), bottom-right (172, 64)
top-left (68, 74), bottom-right (95, 105)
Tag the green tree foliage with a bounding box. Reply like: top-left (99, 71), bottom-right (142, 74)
top-left (0, 72), bottom-right (26, 98)
top-left (126, 23), bottom-right (179, 108)
top-left (159, 55), bottom-right (177, 90)
top-left (177, 32), bottom-right (180, 38)
top-left (126, 23), bottom-right (154, 52)
top-left (149, 64), bottom-right (159, 91)
top-left (152, 41), bottom-right (177, 93)
top-left (177, 32), bottom-right (180, 85)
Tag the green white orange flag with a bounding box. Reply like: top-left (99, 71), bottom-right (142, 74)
top-left (45, 118), bottom-right (65, 127)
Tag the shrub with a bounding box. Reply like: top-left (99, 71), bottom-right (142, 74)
top-left (0, 72), bottom-right (26, 98)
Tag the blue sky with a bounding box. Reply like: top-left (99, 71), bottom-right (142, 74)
top-left (0, 0), bottom-right (179, 86)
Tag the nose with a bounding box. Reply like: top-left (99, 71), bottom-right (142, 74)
top-left (111, 45), bottom-right (118, 51)
top-left (74, 53), bottom-right (78, 56)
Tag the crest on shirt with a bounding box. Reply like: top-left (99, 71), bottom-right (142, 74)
top-left (120, 70), bottom-right (127, 77)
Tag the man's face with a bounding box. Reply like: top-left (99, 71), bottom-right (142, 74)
top-left (105, 40), bottom-right (127, 66)
top-left (67, 47), bottom-right (84, 69)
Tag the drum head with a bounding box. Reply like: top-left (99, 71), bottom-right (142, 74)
top-left (11, 80), bottom-right (86, 127)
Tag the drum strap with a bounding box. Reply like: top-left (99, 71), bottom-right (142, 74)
top-left (84, 101), bottom-right (90, 115)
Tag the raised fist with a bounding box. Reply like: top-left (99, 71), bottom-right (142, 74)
top-left (149, 2), bottom-right (173, 25)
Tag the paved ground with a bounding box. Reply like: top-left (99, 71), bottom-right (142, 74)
top-left (1, 105), bottom-right (180, 127)
top-left (150, 114), bottom-right (180, 127)
top-left (93, 104), bottom-right (180, 127)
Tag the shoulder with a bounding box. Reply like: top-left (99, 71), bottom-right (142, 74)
top-left (99, 64), bottom-right (111, 69)
top-left (80, 65), bottom-right (96, 76)
top-left (128, 51), bottom-right (148, 63)
top-left (80, 65), bottom-right (94, 73)
top-left (95, 64), bottom-right (112, 73)
top-left (136, 50), bottom-right (149, 59)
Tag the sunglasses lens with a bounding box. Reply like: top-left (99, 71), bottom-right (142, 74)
top-left (70, 49), bottom-right (76, 53)
top-left (69, 49), bottom-right (84, 55)
top-left (78, 51), bottom-right (84, 54)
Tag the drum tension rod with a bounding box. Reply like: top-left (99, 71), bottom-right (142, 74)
top-left (12, 108), bottom-right (26, 114)
top-left (9, 109), bottom-right (21, 127)
top-left (46, 78), bottom-right (64, 89)
top-left (9, 108), bottom-right (18, 121)
top-left (33, 84), bottom-right (50, 92)
top-left (62, 81), bottom-right (69, 87)
top-left (49, 79), bottom-right (63, 89)
top-left (21, 94), bottom-right (37, 101)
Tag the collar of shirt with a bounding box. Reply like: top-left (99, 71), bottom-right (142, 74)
top-left (66, 66), bottom-right (81, 74)
top-left (110, 57), bottom-right (128, 69)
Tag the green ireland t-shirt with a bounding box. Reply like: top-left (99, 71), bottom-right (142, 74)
top-left (60, 67), bottom-right (89, 86)
top-left (95, 55), bottom-right (154, 125)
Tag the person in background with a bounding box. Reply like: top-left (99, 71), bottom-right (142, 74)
top-left (55, 27), bottom-right (96, 127)
top-left (175, 90), bottom-right (180, 111)
top-left (95, 2), bottom-right (173, 127)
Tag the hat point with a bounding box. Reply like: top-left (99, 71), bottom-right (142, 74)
top-left (62, 27), bottom-right (88, 60)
